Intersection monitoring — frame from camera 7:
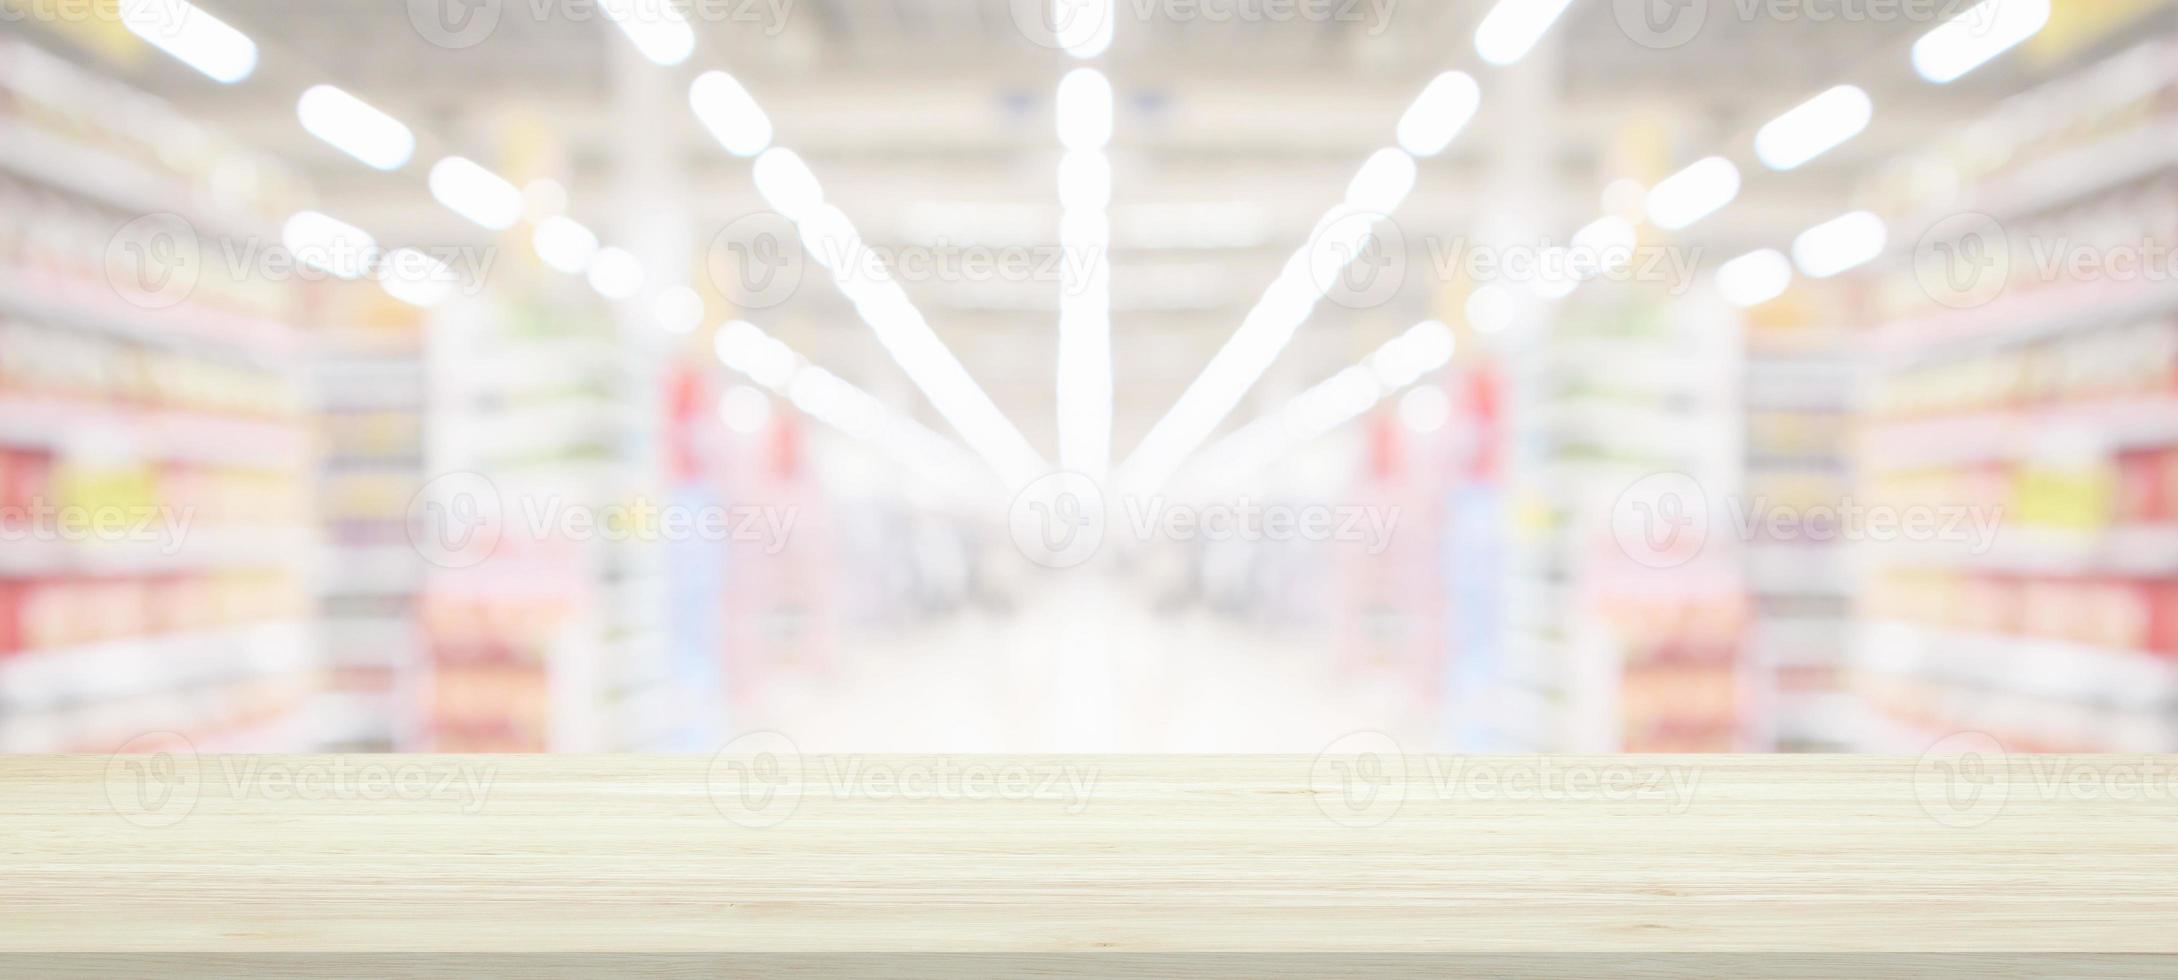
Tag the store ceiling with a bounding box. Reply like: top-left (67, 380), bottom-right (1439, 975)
top-left (35, 0), bottom-right (2115, 461)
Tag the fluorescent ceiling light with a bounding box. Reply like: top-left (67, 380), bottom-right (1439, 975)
top-left (283, 211), bottom-right (377, 280)
top-left (1645, 156), bottom-right (1741, 231)
top-left (429, 157), bottom-right (525, 232)
top-left (599, 0), bottom-right (696, 66)
top-left (380, 248), bottom-right (456, 308)
top-left (533, 216), bottom-right (600, 274)
top-left (652, 286), bottom-right (706, 333)
top-left (1058, 151), bottom-right (1111, 212)
top-left (1344, 148), bottom-right (1417, 215)
top-left (120, 0), bottom-right (257, 84)
top-left (1912, 0), bottom-right (2051, 84)
top-left (1792, 212), bottom-right (1887, 279)
top-left (297, 85), bottom-right (414, 171)
top-left (1755, 85), bottom-right (1873, 171)
top-left (1715, 249), bottom-right (1794, 307)
top-left (1056, 68), bottom-right (1114, 151)
top-left (752, 148), bottom-right (825, 222)
top-left (1474, 0), bottom-right (1575, 66)
top-left (719, 385), bottom-right (772, 435)
top-left (1396, 71), bottom-right (1481, 158)
top-left (690, 71), bottom-right (773, 157)
top-left (1465, 283), bottom-right (1516, 333)
top-left (586, 247), bottom-right (646, 300)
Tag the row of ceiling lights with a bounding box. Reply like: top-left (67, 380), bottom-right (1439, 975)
top-left (116, 0), bottom-right (2057, 498)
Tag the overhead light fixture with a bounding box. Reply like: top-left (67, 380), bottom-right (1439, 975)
top-left (689, 71), bottom-right (773, 157)
top-left (1755, 85), bottom-right (1873, 171)
top-left (1572, 215), bottom-right (1637, 277)
top-left (297, 85), bottom-right (414, 171)
top-left (599, 0), bottom-right (697, 66)
top-left (1715, 249), bottom-right (1794, 307)
top-left (283, 211), bottom-right (378, 280)
top-left (120, 0), bottom-right (257, 84)
top-left (1344, 148), bottom-right (1417, 215)
top-left (719, 385), bottom-right (772, 435)
top-left (752, 148), bottom-right (825, 222)
top-left (586, 246), bottom-right (646, 300)
top-left (532, 216), bottom-right (601, 274)
top-left (1645, 156), bottom-right (1741, 231)
top-left (652, 286), bottom-right (706, 333)
top-left (1058, 151), bottom-right (1112, 211)
top-left (1912, 0), bottom-right (2051, 84)
top-left (429, 157), bottom-right (525, 232)
top-left (1792, 212), bottom-right (1887, 279)
top-left (380, 248), bottom-right (457, 308)
top-left (1056, 68), bottom-right (1114, 151)
top-left (1395, 71), bottom-right (1481, 158)
top-left (1473, 0), bottom-right (1575, 66)
top-left (1465, 283), bottom-right (1516, 333)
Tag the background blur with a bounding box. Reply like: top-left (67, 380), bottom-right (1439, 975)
top-left (2, 0), bottom-right (2176, 754)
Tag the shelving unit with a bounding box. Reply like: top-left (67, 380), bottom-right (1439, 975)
top-left (1847, 38), bottom-right (2178, 752)
top-left (1495, 282), bottom-right (1746, 752)
top-left (0, 37), bottom-right (323, 752)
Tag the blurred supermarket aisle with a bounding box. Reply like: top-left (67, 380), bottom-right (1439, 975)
top-left (5, 0), bottom-right (2178, 756)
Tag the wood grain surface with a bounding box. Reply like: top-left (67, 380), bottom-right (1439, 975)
top-left (4, 752), bottom-right (2176, 975)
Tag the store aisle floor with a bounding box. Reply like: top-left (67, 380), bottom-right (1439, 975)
top-left (732, 580), bottom-right (1438, 754)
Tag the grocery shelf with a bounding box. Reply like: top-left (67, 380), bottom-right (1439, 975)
top-left (1871, 278), bottom-right (2178, 367)
top-left (0, 270), bottom-right (301, 366)
top-left (0, 620), bottom-right (315, 709)
top-left (0, 118), bottom-right (277, 242)
top-left (0, 527), bottom-right (319, 577)
top-left (1859, 395), bottom-right (2178, 470)
top-left (1855, 620), bottom-right (2178, 709)
top-left (0, 394), bottom-right (309, 469)
top-left (1865, 525), bottom-right (2178, 577)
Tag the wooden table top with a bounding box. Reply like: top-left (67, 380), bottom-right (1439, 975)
top-left (5, 749), bottom-right (2176, 974)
